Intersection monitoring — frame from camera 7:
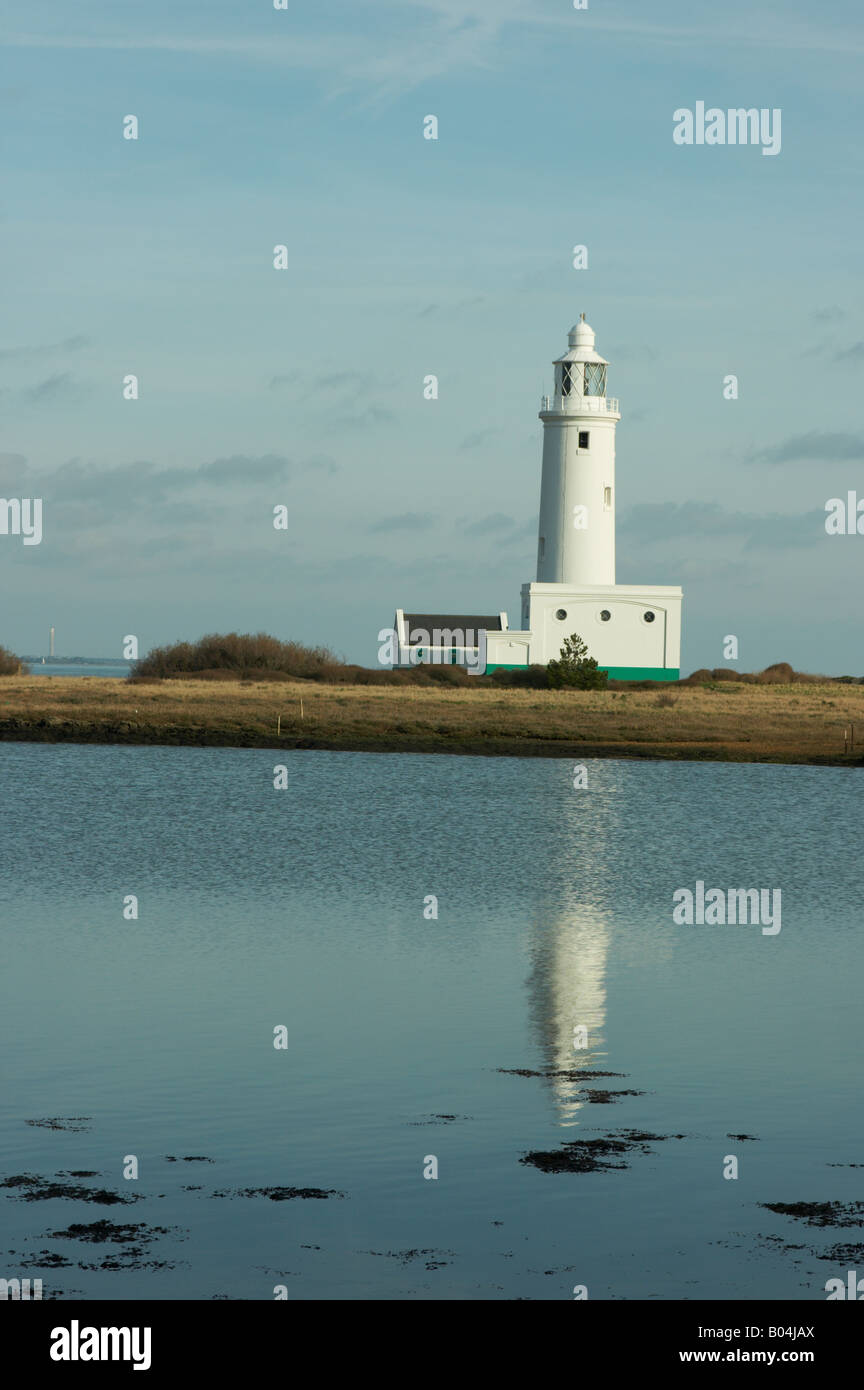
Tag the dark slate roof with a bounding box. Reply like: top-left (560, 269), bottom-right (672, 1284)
top-left (403, 613), bottom-right (502, 640)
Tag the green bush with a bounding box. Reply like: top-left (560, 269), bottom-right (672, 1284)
top-left (546, 634), bottom-right (608, 690)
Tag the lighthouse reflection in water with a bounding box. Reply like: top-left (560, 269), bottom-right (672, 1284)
top-left (526, 766), bottom-right (621, 1127)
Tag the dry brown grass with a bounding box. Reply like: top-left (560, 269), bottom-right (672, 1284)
top-left (1, 674), bottom-right (863, 765)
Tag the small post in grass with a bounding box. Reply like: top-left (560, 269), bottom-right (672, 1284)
top-left (277, 714), bottom-right (281, 737)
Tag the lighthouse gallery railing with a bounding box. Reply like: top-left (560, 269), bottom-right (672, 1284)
top-left (540, 395), bottom-right (619, 413)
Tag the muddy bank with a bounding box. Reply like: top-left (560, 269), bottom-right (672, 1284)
top-left (2, 715), bottom-right (861, 766)
top-left (3, 670), bottom-right (864, 768)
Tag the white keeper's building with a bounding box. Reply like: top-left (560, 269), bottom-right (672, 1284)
top-left (393, 314), bottom-right (682, 681)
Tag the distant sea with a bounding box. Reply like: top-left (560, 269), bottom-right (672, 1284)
top-left (23, 659), bottom-right (130, 679)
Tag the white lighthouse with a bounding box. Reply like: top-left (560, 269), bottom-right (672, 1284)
top-left (536, 314), bottom-right (618, 588)
top-left (392, 311), bottom-right (683, 680)
top-left (510, 313), bottom-right (683, 680)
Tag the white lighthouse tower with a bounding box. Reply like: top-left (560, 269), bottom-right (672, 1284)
top-left (536, 314), bottom-right (617, 587)
top-left (391, 311), bottom-right (683, 680)
top-left (513, 313), bottom-right (682, 680)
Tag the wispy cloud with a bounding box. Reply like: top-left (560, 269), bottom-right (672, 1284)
top-left (368, 511), bottom-right (434, 533)
top-left (3, 1), bottom-right (855, 117)
top-left (2, 1), bottom-right (860, 111)
top-left (331, 404), bottom-right (395, 429)
top-left (833, 342), bottom-right (864, 364)
top-left (21, 372), bottom-right (83, 404)
top-left (459, 512), bottom-right (519, 535)
top-left (751, 432), bottom-right (864, 464)
top-left (40, 452), bottom-right (335, 509)
top-left (459, 429), bottom-right (499, 451)
top-left (201, 453), bottom-right (332, 485)
top-left (619, 501), bottom-right (823, 551)
top-left (0, 334), bottom-right (88, 362)
top-left (0, 452), bottom-right (29, 489)
top-left (614, 343), bottom-right (657, 362)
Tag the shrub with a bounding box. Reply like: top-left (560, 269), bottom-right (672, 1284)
top-left (131, 633), bottom-right (341, 681)
top-left (185, 668), bottom-right (244, 682)
top-left (0, 644), bottom-right (24, 675)
top-left (755, 662), bottom-right (795, 684)
top-left (546, 634), bottom-right (608, 690)
top-left (488, 665), bottom-right (550, 689)
top-left (417, 664), bottom-right (475, 686)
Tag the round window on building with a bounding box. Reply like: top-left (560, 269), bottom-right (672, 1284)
top-left (555, 608), bottom-right (568, 620)
top-left (644, 610), bottom-right (656, 623)
top-left (599, 609), bottom-right (611, 622)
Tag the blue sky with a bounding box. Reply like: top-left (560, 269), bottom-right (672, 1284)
top-left (2, 0), bottom-right (863, 672)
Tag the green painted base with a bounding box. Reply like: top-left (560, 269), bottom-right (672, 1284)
top-left (602, 666), bottom-right (680, 682)
top-left (485, 664), bottom-right (680, 681)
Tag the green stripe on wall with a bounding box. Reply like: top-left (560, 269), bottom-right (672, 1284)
top-left (601, 667), bottom-right (680, 682)
top-left (484, 664), bottom-right (680, 681)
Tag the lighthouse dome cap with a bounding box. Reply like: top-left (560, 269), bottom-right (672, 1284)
top-left (555, 312), bottom-right (608, 366)
top-left (569, 313), bottom-right (595, 348)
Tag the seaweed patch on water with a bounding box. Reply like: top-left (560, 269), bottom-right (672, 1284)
top-left (727, 1134), bottom-right (760, 1141)
top-left (164, 1155), bottom-right (215, 1163)
top-left (363, 1248), bottom-right (455, 1270)
top-left (25, 1117), bottom-right (91, 1133)
top-left (760, 1201), bottom-right (864, 1228)
top-left (580, 1089), bottom-right (645, 1105)
top-left (0, 1173), bottom-right (139, 1205)
top-left (521, 1130), bottom-right (686, 1174)
top-left (500, 1075), bottom-right (647, 1102)
top-left (756, 1233), bottom-right (807, 1253)
top-left (46, 1220), bottom-right (175, 1244)
top-left (44, 1220), bottom-right (185, 1272)
top-left (16, 1250), bottom-right (74, 1268)
top-left (818, 1242), bottom-right (864, 1263)
top-left (210, 1185), bottom-right (343, 1201)
top-left (408, 1114), bottom-right (473, 1125)
top-left (81, 1254), bottom-right (178, 1272)
top-left (498, 1068), bottom-right (626, 1079)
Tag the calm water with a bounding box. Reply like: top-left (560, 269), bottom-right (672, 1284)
top-left (1, 743), bottom-right (861, 1301)
top-left (26, 664), bottom-right (129, 678)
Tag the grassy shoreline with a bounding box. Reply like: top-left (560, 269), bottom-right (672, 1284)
top-left (1, 675), bottom-right (863, 767)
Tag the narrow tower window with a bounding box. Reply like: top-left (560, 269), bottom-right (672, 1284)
top-left (603, 486), bottom-right (612, 509)
top-left (578, 431), bottom-right (590, 450)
